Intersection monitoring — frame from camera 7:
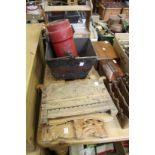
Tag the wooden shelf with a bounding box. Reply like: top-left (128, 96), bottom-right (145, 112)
top-left (43, 1), bottom-right (92, 12)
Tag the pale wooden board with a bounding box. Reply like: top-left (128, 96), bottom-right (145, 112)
top-left (37, 116), bottom-right (128, 146)
top-left (48, 113), bottom-right (114, 125)
top-left (40, 67), bottom-right (118, 120)
top-left (26, 23), bottom-right (44, 151)
top-left (26, 146), bottom-right (46, 155)
top-left (43, 1), bottom-right (92, 12)
top-left (26, 23), bottom-right (43, 93)
top-left (37, 66), bottom-right (128, 147)
top-left (39, 114), bottom-right (110, 142)
top-left (115, 33), bottom-right (129, 41)
top-left (113, 33), bottom-right (129, 73)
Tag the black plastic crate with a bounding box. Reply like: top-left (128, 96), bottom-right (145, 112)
top-left (45, 38), bottom-right (97, 80)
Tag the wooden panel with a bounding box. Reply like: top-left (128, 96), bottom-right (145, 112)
top-left (40, 68), bottom-right (118, 121)
top-left (92, 41), bottom-right (119, 60)
top-left (26, 24), bottom-right (43, 93)
top-left (37, 116), bottom-right (128, 146)
top-left (113, 33), bottom-right (129, 73)
top-left (99, 4), bottom-right (121, 21)
top-left (43, 1), bottom-right (92, 12)
top-left (98, 60), bottom-right (124, 81)
top-left (48, 113), bottom-right (114, 125)
top-left (26, 24), bottom-right (45, 151)
top-left (37, 66), bottom-right (128, 147)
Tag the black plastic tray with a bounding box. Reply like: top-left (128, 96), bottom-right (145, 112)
top-left (45, 38), bottom-right (97, 80)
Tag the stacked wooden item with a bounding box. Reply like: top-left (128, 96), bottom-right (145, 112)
top-left (37, 67), bottom-right (118, 145)
top-left (99, 0), bottom-right (129, 21)
top-left (42, 0), bottom-right (93, 30)
top-left (92, 40), bottom-right (129, 129)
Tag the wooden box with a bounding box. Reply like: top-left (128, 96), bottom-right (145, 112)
top-left (26, 24), bottom-right (45, 151)
top-left (92, 41), bottom-right (119, 60)
top-left (99, 3), bottom-right (122, 21)
top-left (113, 33), bottom-right (129, 73)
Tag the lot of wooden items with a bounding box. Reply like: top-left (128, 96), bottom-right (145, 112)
top-left (26, 1), bottom-right (129, 154)
top-left (93, 39), bottom-right (129, 130)
top-left (99, 1), bottom-right (129, 21)
top-left (37, 66), bottom-right (128, 148)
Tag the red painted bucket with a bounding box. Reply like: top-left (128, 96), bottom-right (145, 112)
top-left (47, 19), bottom-right (78, 57)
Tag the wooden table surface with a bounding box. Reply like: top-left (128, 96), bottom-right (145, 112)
top-left (26, 23), bottom-right (44, 151)
top-left (26, 23), bottom-right (43, 93)
top-left (37, 66), bottom-right (128, 147)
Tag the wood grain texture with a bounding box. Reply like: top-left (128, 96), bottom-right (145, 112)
top-left (37, 66), bottom-right (128, 147)
top-left (43, 1), bottom-right (92, 12)
top-left (98, 60), bottom-right (124, 81)
top-left (39, 116), bottom-right (108, 142)
top-left (92, 41), bottom-right (119, 60)
top-left (26, 146), bottom-right (46, 155)
top-left (26, 23), bottom-right (43, 93)
top-left (26, 24), bottom-right (44, 151)
top-left (122, 8), bottom-right (129, 19)
top-left (99, 3), bottom-right (121, 21)
top-left (40, 77), bottom-right (118, 121)
top-left (37, 116), bottom-right (128, 146)
top-left (48, 113), bottom-right (114, 125)
top-left (113, 33), bottom-right (129, 73)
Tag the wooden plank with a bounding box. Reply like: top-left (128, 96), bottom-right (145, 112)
top-left (92, 41), bottom-right (119, 60)
top-left (43, 1), bottom-right (92, 12)
top-left (40, 76), bottom-right (118, 120)
top-left (37, 116), bottom-right (128, 146)
top-left (48, 113), bottom-right (114, 125)
top-left (113, 33), bottom-right (129, 73)
top-left (26, 23), bottom-right (43, 93)
top-left (26, 147), bottom-right (45, 155)
top-left (46, 102), bottom-right (117, 119)
top-left (99, 3), bottom-right (122, 21)
top-left (45, 5), bottom-right (92, 11)
top-left (26, 23), bottom-right (45, 151)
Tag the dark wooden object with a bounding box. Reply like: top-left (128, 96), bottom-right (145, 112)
top-left (92, 41), bottom-right (119, 60)
top-left (98, 60), bottom-right (124, 81)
